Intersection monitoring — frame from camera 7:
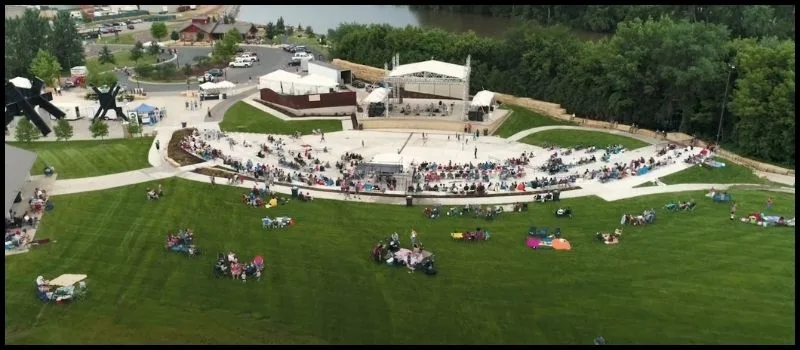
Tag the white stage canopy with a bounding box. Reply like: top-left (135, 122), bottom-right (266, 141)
top-left (259, 70), bottom-right (337, 95)
top-left (389, 60), bottom-right (468, 80)
top-left (363, 87), bottom-right (389, 104)
top-left (470, 90), bottom-right (496, 107)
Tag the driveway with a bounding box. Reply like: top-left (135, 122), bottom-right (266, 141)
top-left (114, 46), bottom-right (292, 92)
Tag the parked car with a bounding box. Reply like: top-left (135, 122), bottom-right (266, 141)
top-left (236, 54), bottom-right (258, 63)
top-left (229, 60), bottom-right (252, 68)
top-left (207, 69), bottom-right (224, 77)
top-left (131, 19), bottom-right (144, 24)
top-left (127, 24), bottom-right (135, 30)
top-left (289, 52), bottom-right (314, 64)
top-left (197, 74), bottom-right (215, 83)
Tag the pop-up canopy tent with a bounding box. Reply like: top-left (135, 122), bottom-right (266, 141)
top-left (9, 77), bottom-right (33, 89)
top-left (363, 87), bottom-right (389, 105)
top-left (470, 90), bottom-right (495, 108)
top-left (132, 103), bottom-right (160, 125)
top-left (199, 82), bottom-right (218, 91)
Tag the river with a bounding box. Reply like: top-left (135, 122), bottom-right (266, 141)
top-left (236, 5), bottom-right (606, 40)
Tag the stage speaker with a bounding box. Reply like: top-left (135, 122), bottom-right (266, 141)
top-left (468, 110), bottom-right (484, 122)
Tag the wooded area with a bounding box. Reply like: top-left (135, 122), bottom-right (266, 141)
top-left (409, 5), bottom-right (795, 40)
top-left (329, 16), bottom-right (795, 166)
top-left (5, 9), bottom-right (86, 80)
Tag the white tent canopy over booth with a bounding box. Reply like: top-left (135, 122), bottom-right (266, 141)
top-left (259, 69), bottom-right (338, 96)
top-left (470, 90), bottom-right (496, 108)
top-left (384, 54), bottom-right (471, 120)
top-left (362, 87), bottom-right (390, 105)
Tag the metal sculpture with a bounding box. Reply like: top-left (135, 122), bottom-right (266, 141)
top-left (91, 83), bottom-right (128, 121)
top-left (5, 77), bottom-right (66, 136)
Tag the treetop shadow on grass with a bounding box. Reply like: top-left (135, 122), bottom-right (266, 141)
top-left (492, 104), bottom-right (575, 138)
top-left (519, 129), bottom-right (650, 150)
top-left (659, 157), bottom-right (772, 186)
top-left (219, 101), bottom-right (343, 135)
top-left (4, 178), bottom-right (794, 344)
top-left (8, 137), bottom-right (153, 179)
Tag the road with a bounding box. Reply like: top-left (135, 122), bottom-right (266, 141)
top-left (110, 45), bottom-right (292, 92)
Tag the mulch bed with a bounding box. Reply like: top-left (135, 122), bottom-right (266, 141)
top-left (167, 128), bottom-right (205, 166)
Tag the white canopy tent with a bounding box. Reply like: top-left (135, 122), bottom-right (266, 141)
top-left (199, 82), bottom-right (218, 90)
top-left (470, 90), bottom-right (496, 108)
top-left (363, 87), bottom-right (390, 104)
top-left (388, 60), bottom-right (469, 81)
top-left (10, 77), bottom-right (32, 89)
top-left (215, 81), bottom-right (236, 90)
top-left (259, 70), bottom-right (338, 96)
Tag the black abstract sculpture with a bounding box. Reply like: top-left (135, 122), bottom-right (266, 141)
top-left (91, 83), bottom-right (128, 122)
top-left (5, 77), bottom-right (66, 136)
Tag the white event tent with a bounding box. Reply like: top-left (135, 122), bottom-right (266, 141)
top-left (470, 90), bottom-right (496, 108)
top-left (259, 70), bottom-right (338, 95)
top-left (362, 87), bottom-right (389, 105)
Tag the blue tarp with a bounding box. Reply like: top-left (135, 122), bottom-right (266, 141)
top-left (134, 104), bottom-right (157, 114)
top-left (637, 167), bottom-right (650, 176)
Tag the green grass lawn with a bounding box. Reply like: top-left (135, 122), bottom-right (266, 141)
top-left (493, 104), bottom-right (574, 138)
top-left (220, 102), bottom-right (343, 134)
top-left (659, 157), bottom-right (770, 185)
top-left (8, 138), bottom-right (153, 179)
top-left (633, 181), bottom-right (660, 188)
top-left (96, 33), bottom-right (137, 45)
top-left (519, 129), bottom-right (650, 150)
top-left (86, 51), bottom-right (159, 73)
top-left (4, 178), bottom-right (795, 344)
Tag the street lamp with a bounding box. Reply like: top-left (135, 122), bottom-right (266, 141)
top-left (716, 64), bottom-right (735, 144)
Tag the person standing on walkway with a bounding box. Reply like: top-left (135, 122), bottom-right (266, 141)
top-left (210, 175), bottom-right (215, 187)
top-left (729, 201), bottom-right (737, 221)
top-left (185, 101), bottom-right (189, 110)
top-left (474, 146), bottom-right (477, 159)
top-left (207, 108), bottom-right (212, 119)
top-left (155, 140), bottom-right (160, 151)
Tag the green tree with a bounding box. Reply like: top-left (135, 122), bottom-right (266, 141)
top-left (285, 26), bottom-right (294, 37)
top-left (89, 119), bottom-right (110, 139)
top-left (318, 34), bottom-right (327, 45)
top-left (211, 28), bottom-right (242, 62)
top-left (135, 63), bottom-right (156, 78)
top-left (130, 41), bottom-right (144, 62)
top-left (5, 9), bottom-right (53, 79)
top-left (15, 118), bottom-right (40, 142)
top-left (276, 16), bottom-right (285, 34)
top-left (30, 49), bottom-right (63, 89)
top-left (53, 118), bottom-right (74, 141)
top-left (265, 22), bottom-right (276, 40)
top-left (729, 38), bottom-right (795, 165)
top-left (148, 42), bottom-right (161, 56)
top-left (98, 45), bottom-right (115, 64)
top-left (170, 30), bottom-right (180, 41)
top-left (126, 121), bottom-right (142, 137)
top-left (196, 31), bottom-right (205, 42)
top-left (297, 23), bottom-right (302, 31)
top-left (50, 10), bottom-right (86, 72)
top-left (86, 71), bottom-right (118, 87)
top-left (150, 22), bottom-right (168, 42)
top-left (305, 26), bottom-right (315, 38)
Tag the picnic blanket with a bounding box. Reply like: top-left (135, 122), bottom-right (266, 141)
top-left (393, 248), bottom-right (431, 266)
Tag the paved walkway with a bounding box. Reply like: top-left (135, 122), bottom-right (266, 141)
top-left (41, 120), bottom-right (795, 204)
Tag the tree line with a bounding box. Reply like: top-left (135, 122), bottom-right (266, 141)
top-left (5, 9), bottom-right (86, 81)
top-left (329, 19), bottom-right (795, 166)
top-left (409, 5), bottom-right (795, 40)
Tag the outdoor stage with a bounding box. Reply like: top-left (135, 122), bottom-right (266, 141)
top-left (357, 99), bottom-right (510, 133)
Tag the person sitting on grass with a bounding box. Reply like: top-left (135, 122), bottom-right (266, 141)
top-left (146, 188), bottom-right (159, 200)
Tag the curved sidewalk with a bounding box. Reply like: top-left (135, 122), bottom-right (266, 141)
top-left (507, 125), bottom-right (662, 145)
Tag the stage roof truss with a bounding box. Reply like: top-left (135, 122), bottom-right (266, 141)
top-left (385, 71), bottom-right (465, 84)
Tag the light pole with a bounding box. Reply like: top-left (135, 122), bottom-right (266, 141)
top-left (716, 64), bottom-right (735, 144)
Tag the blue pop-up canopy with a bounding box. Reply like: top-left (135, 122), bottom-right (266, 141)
top-left (134, 104), bottom-right (157, 114)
